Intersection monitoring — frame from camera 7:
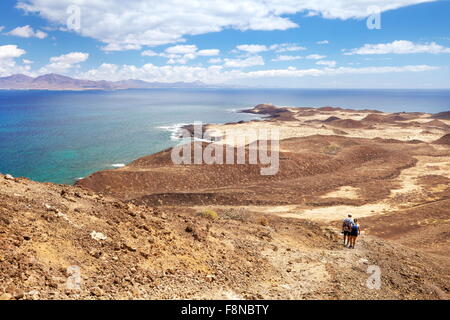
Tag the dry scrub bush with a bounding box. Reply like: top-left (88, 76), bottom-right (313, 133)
top-left (220, 207), bottom-right (250, 221)
top-left (259, 217), bottom-right (269, 226)
top-left (323, 145), bottom-right (340, 155)
top-left (197, 209), bottom-right (219, 220)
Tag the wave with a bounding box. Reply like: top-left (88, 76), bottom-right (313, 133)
top-left (156, 123), bottom-right (189, 141)
top-left (111, 163), bottom-right (125, 168)
top-left (193, 137), bottom-right (212, 142)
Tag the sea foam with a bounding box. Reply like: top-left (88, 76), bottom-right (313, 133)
top-left (156, 123), bottom-right (188, 141)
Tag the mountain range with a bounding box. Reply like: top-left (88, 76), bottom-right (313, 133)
top-left (0, 73), bottom-right (210, 90)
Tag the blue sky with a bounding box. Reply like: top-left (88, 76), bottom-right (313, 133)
top-left (0, 0), bottom-right (449, 88)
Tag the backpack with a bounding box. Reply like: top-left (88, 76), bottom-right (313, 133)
top-left (343, 218), bottom-right (353, 231)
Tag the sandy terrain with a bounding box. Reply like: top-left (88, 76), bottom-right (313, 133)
top-left (207, 105), bottom-right (449, 145)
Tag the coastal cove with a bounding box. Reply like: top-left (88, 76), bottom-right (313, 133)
top-left (1, 88), bottom-right (449, 184)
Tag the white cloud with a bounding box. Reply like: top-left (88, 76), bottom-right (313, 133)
top-left (141, 50), bottom-right (158, 56)
top-left (49, 52), bottom-right (89, 64)
top-left (167, 53), bottom-right (197, 64)
top-left (363, 57), bottom-right (392, 61)
top-left (306, 54), bottom-right (326, 60)
top-left (22, 59), bottom-right (34, 64)
top-left (273, 44), bottom-right (306, 52)
top-left (197, 49), bottom-right (220, 56)
top-left (77, 62), bottom-right (438, 84)
top-left (237, 43), bottom-right (306, 54)
top-left (223, 56), bottom-right (265, 68)
top-left (208, 58), bottom-right (222, 64)
top-left (345, 40), bottom-right (450, 55)
top-left (6, 25), bottom-right (47, 39)
top-left (39, 52), bottom-right (89, 74)
top-left (35, 30), bottom-right (47, 39)
top-left (317, 40), bottom-right (329, 45)
top-left (0, 45), bottom-right (32, 76)
top-left (0, 45), bottom-right (26, 60)
top-left (236, 44), bottom-right (269, 54)
top-left (241, 65), bottom-right (438, 78)
top-left (165, 45), bottom-right (198, 54)
top-left (272, 55), bottom-right (303, 62)
top-left (80, 63), bottom-right (234, 83)
top-left (145, 45), bottom-right (220, 64)
top-left (18, 0), bottom-right (433, 50)
top-left (102, 43), bottom-right (141, 51)
top-left (316, 60), bottom-right (336, 67)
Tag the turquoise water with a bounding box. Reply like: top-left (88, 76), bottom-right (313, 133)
top-left (0, 88), bottom-right (449, 184)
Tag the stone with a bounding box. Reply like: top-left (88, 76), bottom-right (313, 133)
top-left (5, 286), bottom-right (15, 294)
top-left (89, 250), bottom-right (102, 258)
top-left (0, 293), bottom-right (12, 300)
top-left (90, 231), bottom-right (107, 241)
top-left (90, 287), bottom-right (103, 297)
top-left (0, 217), bottom-right (10, 225)
top-left (359, 258), bottom-right (369, 265)
top-left (5, 174), bottom-right (14, 180)
top-left (127, 245), bottom-right (137, 252)
top-left (13, 289), bottom-right (25, 300)
top-left (28, 290), bottom-right (40, 300)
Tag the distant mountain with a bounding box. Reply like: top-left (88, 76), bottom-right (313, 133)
top-left (0, 73), bottom-right (210, 90)
top-left (0, 74), bottom-right (34, 86)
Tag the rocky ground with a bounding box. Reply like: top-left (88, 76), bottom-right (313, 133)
top-left (1, 174), bottom-right (449, 300)
top-left (1, 105), bottom-right (449, 300)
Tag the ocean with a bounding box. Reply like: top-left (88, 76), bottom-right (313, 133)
top-left (0, 88), bottom-right (449, 184)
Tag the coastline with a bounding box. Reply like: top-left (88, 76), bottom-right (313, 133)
top-left (83, 103), bottom-right (450, 171)
top-left (174, 103), bottom-right (450, 147)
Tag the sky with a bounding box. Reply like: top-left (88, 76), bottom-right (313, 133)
top-left (0, 0), bottom-right (449, 88)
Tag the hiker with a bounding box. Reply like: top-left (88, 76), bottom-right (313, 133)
top-left (342, 214), bottom-right (354, 247)
top-left (348, 219), bottom-right (360, 249)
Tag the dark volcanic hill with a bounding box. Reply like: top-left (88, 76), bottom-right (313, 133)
top-left (433, 133), bottom-right (450, 145)
top-left (432, 111), bottom-right (450, 120)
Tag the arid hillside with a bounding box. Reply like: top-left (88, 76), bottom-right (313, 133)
top-left (1, 174), bottom-right (449, 300)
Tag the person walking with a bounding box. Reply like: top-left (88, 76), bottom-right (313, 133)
top-left (342, 214), bottom-right (354, 247)
top-left (349, 219), bottom-right (360, 249)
